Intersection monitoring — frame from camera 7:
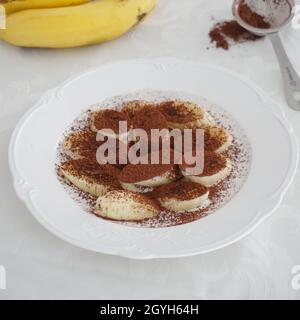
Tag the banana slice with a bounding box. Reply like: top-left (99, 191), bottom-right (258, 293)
top-left (63, 130), bottom-right (98, 160)
top-left (180, 127), bottom-right (232, 155)
top-left (181, 151), bottom-right (232, 187)
top-left (122, 100), bottom-right (153, 118)
top-left (119, 163), bottom-right (179, 192)
top-left (120, 171), bottom-right (176, 192)
top-left (63, 130), bottom-right (128, 168)
top-left (158, 100), bottom-right (215, 129)
top-left (60, 159), bottom-right (120, 196)
top-left (204, 126), bottom-right (233, 153)
top-left (90, 109), bottom-right (130, 140)
top-left (95, 190), bottom-right (160, 221)
top-left (154, 181), bottom-right (209, 212)
top-left (131, 106), bottom-right (168, 135)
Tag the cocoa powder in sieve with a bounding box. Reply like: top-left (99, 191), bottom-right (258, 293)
top-left (209, 0), bottom-right (275, 50)
top-left (238, 0), bottom-right (271, 29)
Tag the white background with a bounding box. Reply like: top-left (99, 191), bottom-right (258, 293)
top-left (1, 0), bottom-right (300, 299)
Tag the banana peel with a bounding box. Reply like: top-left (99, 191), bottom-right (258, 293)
top-left (0, 0), bottom-right (157, 48)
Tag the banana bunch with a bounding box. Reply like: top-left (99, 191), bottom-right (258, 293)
top-left (1, 0), bottom-right (90, 14)
top-left (0, 0), bottom-right (156, 48)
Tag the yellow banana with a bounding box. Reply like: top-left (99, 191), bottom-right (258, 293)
top-left (0, 0), bottom-right (90, 15)
top-left (0, 0), bottom-right (156, 48)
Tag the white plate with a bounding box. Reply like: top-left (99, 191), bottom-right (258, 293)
top-left (9, 58), bottom-right (299, 259)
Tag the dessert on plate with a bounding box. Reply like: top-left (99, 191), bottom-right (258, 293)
top-left (57, 99), bottom-right (249, 228)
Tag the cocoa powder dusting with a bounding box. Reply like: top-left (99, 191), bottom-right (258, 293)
top-left (131, 106), bottom-right (168, 134)
top-left (209, 20), bottom-right (261, 50)
top-left (185, 128), bottom-right (227, 153)
top-left (201, 151), bottom-right (228, 176)
top-left (180, 151), bottom-right (227, 177)
top-left (119, 163), bottom-right (174, 184)
top-left (61, 159), bottom-right (121, 189)
top-left (158, 101), bottom-right (200, 123)
top-left (153, 181), bottom-right (208, 201)
top-left (65, 131), bottom-right (99, 159)
top-left (204, 129), bottom-right (226, 152)
top-left (56, 98), bottom-right (251, 228)
top-left (92, 109), bottom-right (129, 133)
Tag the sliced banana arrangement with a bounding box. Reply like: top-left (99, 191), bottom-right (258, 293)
top-left (58, 99), bottom-right (236, 223)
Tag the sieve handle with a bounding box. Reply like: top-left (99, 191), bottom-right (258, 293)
top-left (269, 33), bottom-right (300, 111)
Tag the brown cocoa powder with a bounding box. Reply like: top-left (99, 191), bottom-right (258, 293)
top-left (65, 131), bottom-right (99, 159)
top-left (209, 0), bottom-right (282, 50)
top-left (131, 106), bottom-right (168, 134)
top-left (118, 163), bottom-right (174, 184)
top-left (158, 101), bottom-right (200, 123)
top-left (181, 128), bottom-right (227, 153)
top-left (204, 129), bottom-right (226, 152)
top-left (201, 151), bottom-right (228, 176)
top-left (209, 20), bottom-right (262, 50)
top-left (153, 181), bottom-right (208, 201)
top-left (58, 100), bottom-right (245, 227)
top-left (238, 0), bottom-right (271, 29)
top-left (180, 151), bottom-right (227, 177)
top-left (92, 109), bottom-right (129, 133)
top-left (61, 159), bottom-right (121, 189)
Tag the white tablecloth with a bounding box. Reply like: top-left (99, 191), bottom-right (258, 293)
top-left (1, 0), bottom-right (300, 300)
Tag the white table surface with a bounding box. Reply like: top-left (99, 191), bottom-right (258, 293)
top-left (1, 0), bottom-right (300, 300)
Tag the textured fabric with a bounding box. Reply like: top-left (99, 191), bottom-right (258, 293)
top-left (0, 0), bottom-right (300, 300)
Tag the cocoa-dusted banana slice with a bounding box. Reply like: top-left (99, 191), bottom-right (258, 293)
top-left (60, 159), bottom-right (121, 197)
top-left (118, 149), bottom-right (182, 192)
top-left (153, 181), bottom-right (209, 212)
top-left (158, 100), bottom-right (215, 129)
top-left (95, 190), bottom-right (160, 221)
top-left (179, 127), bottom-right (233, 154)
top-left (180, 151), bottom-right (232, 187)
top-left (90, 109), bottom-right (130, 138)
top-left (119, 163), bottom-right (178, 192)
top-left (204, 126), bottom-right (233, 153)
top-left (122, 100), bottom-right (156, 117)
top-left (131, 106), bottom-right (168, 135)
top-left (63, 130), bottom-right (99, 160)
